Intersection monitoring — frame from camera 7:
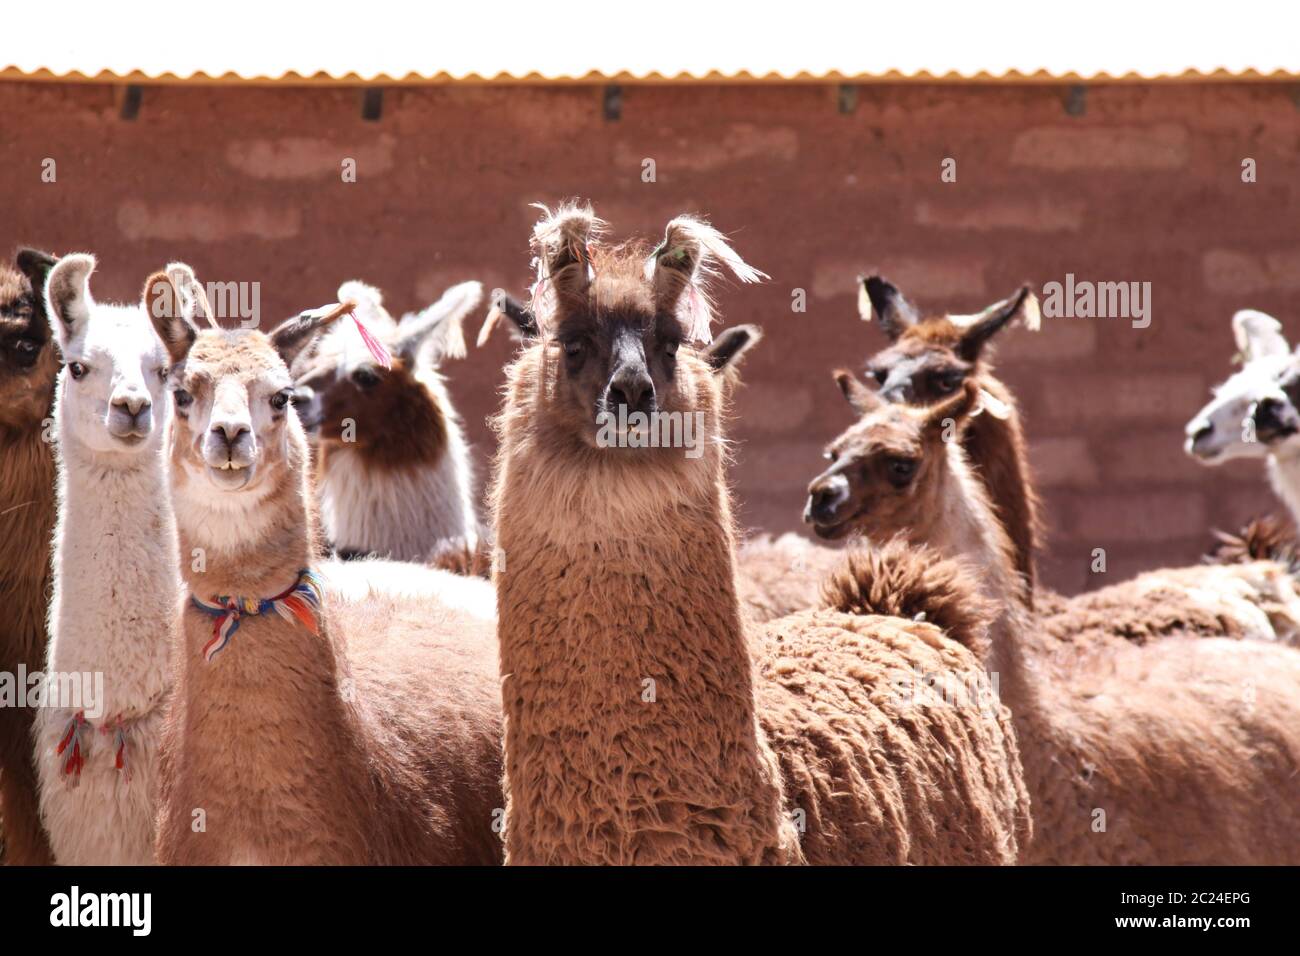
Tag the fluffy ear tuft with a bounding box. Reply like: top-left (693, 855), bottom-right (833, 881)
top-left (477, 290), bottom-right (539, 347)
top-left (860, 276), bottom-right (918, 340)
top-left (648, 216), bottom-right (768, 345)
top-left (1231, 309), bottom-right (1288, 363)
top-left (397, 280), bottom-right (482, 365)
top-left (44, 253), bottom-right (96, 348)
top-left (529, 201), bottom-right (604, 333)
top-left (269, 301), bottom-right (356, 367)
top-left (834, 368), bottom-right (881, 416)
top-left (952, 285), bottom-right (1037, 361)
top-left (704, 324), bottom-right (763, 373)
top-left (143, 271), bottom-right (200, 364)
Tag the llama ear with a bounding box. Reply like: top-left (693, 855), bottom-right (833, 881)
top-left (269, 301), bottom-right (355, 367)
top-left (648, 216), bottom-right (768, 345)
top-left (338, 280), bottom-right (386, 327)
top-left (861, 276), bottom-right (918, 340)
top-left (44, 253), bottom-right (96, 349)
top-left (477, 290), bottom-right (539, 346)
top-left (143, 271), bottom-right (201, 364)
top-left (925, 380), bottom-right (981, 436)
top-left (1232, 310), bottom-right (1288, 362)
top-left (397, 280), bottom-right (482, 365)
top-left (14, 248), bottom-right (57, 341)
top-left (952, 286), bottom-right (1038, 361)
top-left (704, 324), bottom-right (763, 373)
top-left (834, 368), bottom-right (881, 416)
top-left (529, 202), bottom-right (603, 334)
top-left (164, 262), bottom-right (213, 327)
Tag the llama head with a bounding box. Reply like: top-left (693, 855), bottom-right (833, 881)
top-left (150, 266), bottom-right (352, 500)
top-left (1185, 310), bottom-right (1292, 464)
top-left (0, 248), bottom-right (60, 435)
top-left (509, 202), bottom-right (765, 455)
top-left (43, 254), bottom-right (176, 457)
top-left (293, 278), bottom-right (481, 466)
top-left (860, 276), bottom-right (1038, 405)
top-left (1251, 354), bottom-right (1300, 448)
top-left (803, 370), bottom-right (980, 541)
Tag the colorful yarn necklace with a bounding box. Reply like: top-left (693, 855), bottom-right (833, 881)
top-left (191, 568), bottom-right (324, 663)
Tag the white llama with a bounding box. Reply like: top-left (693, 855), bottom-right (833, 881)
top-left (32, 256), bottom-right (184, 864)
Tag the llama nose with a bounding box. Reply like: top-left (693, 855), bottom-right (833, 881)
top-left (112, 394), bottom-right (150, 417)
top-left (607, 371), bottom-right (655, 415)
top-left (805, 477), bottom-right (848, 523)
top-left (211, 421), bottom-right (250, 446)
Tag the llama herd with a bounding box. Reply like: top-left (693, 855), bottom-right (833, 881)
top-left (0, 203), bottom-right (1299, 866)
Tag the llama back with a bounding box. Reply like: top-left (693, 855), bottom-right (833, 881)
top-left (322, 562), bottom-right (503, 865)
top-left (755, 608), bottom-right (1031, 865)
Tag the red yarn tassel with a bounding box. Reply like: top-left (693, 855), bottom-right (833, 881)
top-left (350, 311), bottom-right (392, 369)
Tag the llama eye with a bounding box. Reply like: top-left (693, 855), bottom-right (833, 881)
top-left (824, 449), bottom-right (838, 462)
top-left (68, 361), bottom-right (88, 380)
top-left (872, 369), bottom-right (887, 386)
top-left (351, 368), bottom-right (380, 388)
top-left (662, 339), bottom-right (680, 357)
top-left (887, 458), bottom-right (917, 484)
top-left (562, 338), bottom-right (584, 358)
top-left (173, 388), bottom-right (193, 409)
top-left (156, 366), bottom-right (169, 382)
top-left (935, 371), bottom-right (964, 393)
top-left (270, 390), bottom-right (291, 411)
top-left (9, 339), bottom-right (39, 367)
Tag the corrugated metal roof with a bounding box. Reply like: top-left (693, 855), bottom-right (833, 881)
top-left (5, 2), bottom-right (1298, 85)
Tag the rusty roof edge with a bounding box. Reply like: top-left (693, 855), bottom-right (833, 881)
top-left (4, 66), bottom-right (1300, 86)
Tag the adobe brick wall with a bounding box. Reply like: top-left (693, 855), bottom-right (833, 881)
top-left (2, 79), bottom-right (1296, 595)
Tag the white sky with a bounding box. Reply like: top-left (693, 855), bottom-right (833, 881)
top-left (3, 0), bottom-right (1298, 80)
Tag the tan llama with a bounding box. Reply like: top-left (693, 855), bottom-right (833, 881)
top-left (806, 376), bottom-right (1300, 863)
top-left (489, 204), bottom-right (1030, 865)
top-left (0, 249), bottom-right (59, 865)
top-left (149, 269), bottom-right (502, 865)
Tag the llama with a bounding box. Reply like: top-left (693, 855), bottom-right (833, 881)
top-left (805, 377), bottom-right (1300, 863)
top-left (0, 249), bottom-right (59, 865)
top-left (480, 292), bottom-right (845, 623)
top-left (149, 272), bottom-right (502, 865)
top-left (292, 279), bottom-right (485, 570)
top-left (31, 256), bottom-right (181, 864)
top-left (854, 283), bottom-right (1300, 644)
top-left (489, 204), bottom-right (1030, 865)
top-left (860, 276), bottom-right (1042, 599)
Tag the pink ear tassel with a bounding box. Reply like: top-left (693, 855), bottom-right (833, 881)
top-left (350, 311), bottom-right (392, 369)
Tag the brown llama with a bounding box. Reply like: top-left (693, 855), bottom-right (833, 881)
top-left (0, 249), bottom-right (59, 865)
top-left (805, 376), bottom-right (1300, 863)
top-left (292, 279), bottom-right (486, 573)
top-left (149, 270), bottom-right (502, 865)
top-left (480, 292), bottom-right (848, 624)
top-left (860, 276), bottom-right (1042, 601)
top-left (857, 280), bottom-right (1300, 645)
top-left (489, 204), bottom-right (1030, 865)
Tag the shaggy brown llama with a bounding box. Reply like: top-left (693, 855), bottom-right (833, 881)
top-left (0, 249), bottom-right (59, 865)
top-left (149, 272), bottom-right (502, 865)
top-left (806, 377), bottom-right (1300, 863)
top-left (489, 204), bottom-right (1030, 865)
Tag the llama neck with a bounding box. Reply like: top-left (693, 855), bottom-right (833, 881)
top-left (963, 377), bottom-right (1038, 603)
top-left (320, 434), bottom-right (477, 561)
top-left (0, 425), bottom-right (57, 616)
top-left (48, 427), bottom-right (179, 718)
top-left (1267, 444), bottom-right (1300, 528)
top-left (494, 424), bottom-right (794, 863)
top-left (918, 442), bottom-right (1043, 717)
